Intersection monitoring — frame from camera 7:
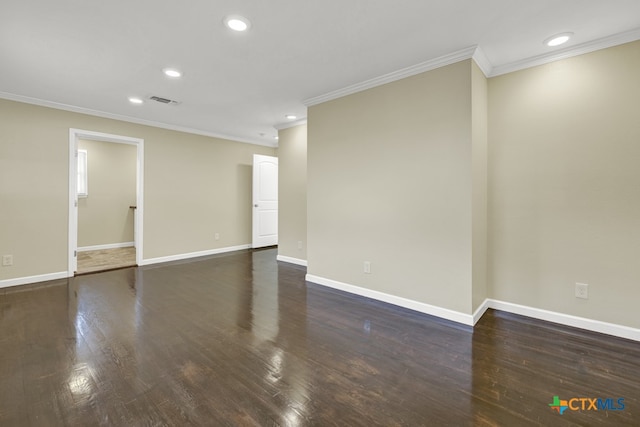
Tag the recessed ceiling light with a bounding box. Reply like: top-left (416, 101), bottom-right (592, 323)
top-left (163, 68), bottom-right (182, 78)
top-left (128, 97), bottom-right (144, 104)
top-left (285, 114), bottom-right (297, 120)
top-left (544, 32), bottom-right (573, 47)
top-left (224, 15), bottom-right (250, 32)
top-left (274, 136), bottom-right (279, 140)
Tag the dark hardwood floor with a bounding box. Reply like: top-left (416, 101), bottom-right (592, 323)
top-left (1, 248), bottom-right (638, 426)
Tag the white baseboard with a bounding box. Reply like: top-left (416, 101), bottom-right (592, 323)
top-left (3, 259), bottom-right (636, 342)
top-left (0, 271), bottom-right (69, 289)
top-left (472, 298), bottom-right (491, 325)
top-left (277, 255), bottom-right (307, 267)
top-left (140, 244), bottom-right (251, 266)
top-left (77, 242), bottom-right (135, 252)
top-left (303, 274), bottom-right (640, 341)
top-left (486, 299), bottom-right (640, 342)
top-left (305, 274), bottom-right (474, 326)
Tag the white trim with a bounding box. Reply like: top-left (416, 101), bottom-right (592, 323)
top-left (69, 129), bottom-right (78, 275)
top-left (140, 244), bottom-right (251, 266)
top-left (274, 118), bottom-right (308, 131)
top-left (303, 46), bottom-right (478, 107)
top-left (71, 129), bottom-right (142, 145)
top-left (276, 255), bottom-right (307, 267)
top-left (301, 29), bottom-right (640, 106)
top-left (305, 274), bottom-right (474, 326)
top-left (489, 27), bottom-right (640, 77)
top-left (0, 272), bottom-right (68, 289)
top-left (471, 47), bottom-right (492, 77)
top-left (486, 299), bottom-right (640, 342)
top-left (301, 273), bottom-right (640, 341)
top-left (0, 92), bottom-right (276, 148)
top-left (77, 242), bottom-right (135, 252)
top-left (69, 129), bottom-right (144, 275)
top-left (472, 298), bottom-right (491, 325)
top-left (2, 29), bottom-right (638, 140)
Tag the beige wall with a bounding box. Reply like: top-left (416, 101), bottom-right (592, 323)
top-left (0, 101), bottom-right (68, 279)
top-left (488, 40), bottom-right (640, 328)
top-left (277, 124), bottom-right (307, 261)
top-left (308, 60), bottom-right (486, 315)
top-left (0, 98), bottom-right (274, 281)
top-left (143, 129), bottom-right (273, 259)
top-left (78, 139), bottom-right (137, 248)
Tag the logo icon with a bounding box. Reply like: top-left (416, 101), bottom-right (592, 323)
top-left (549, 396), bottom-right (569, 414)
top-left (549, 395), bottom-right (625, 415)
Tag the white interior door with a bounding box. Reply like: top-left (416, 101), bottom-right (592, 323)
top-left (252, 154), bottom-right (278, 248)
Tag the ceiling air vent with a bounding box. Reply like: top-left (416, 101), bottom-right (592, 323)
top-left (149, 95), bottom-right (181, 105)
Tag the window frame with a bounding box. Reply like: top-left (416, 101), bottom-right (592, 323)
top-left (77, 149), bottom-right (88, 197)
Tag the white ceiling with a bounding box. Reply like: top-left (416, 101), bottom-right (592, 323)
top-left (1, 1), bottom-right (639, 146)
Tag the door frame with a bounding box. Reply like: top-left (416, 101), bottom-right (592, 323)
top-left (68, 128), bottom-right (144, 275)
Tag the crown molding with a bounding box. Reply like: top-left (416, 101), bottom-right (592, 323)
top-left (302, 28), bottom-right (640, 107)
top-left (5, 28), bottom-right (639, 141)
top-left (303, 46), bottom-right (479, 107)
top-left (471, 47), bottom-right (492, 77)
top-left (489, 27), bottom-right (640, 77)
top-left (274, 118), bottom-right (307, 130)
top-left (0, 91), bottom-right (277, 148)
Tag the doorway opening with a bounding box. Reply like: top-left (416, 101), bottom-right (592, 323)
top-left (68, 129), bottom-right (144, 276)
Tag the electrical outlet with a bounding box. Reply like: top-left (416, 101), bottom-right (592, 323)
top-left (2, 255), bottom-right (13, 266)
top-left (575, 283), bottom-right (589, 299)
top-left (214, 233), bottom-right (220, 241)
top-left (297, 241), bottom-right (303, 250)
top-left (363, 261), bottom-right (371, 274)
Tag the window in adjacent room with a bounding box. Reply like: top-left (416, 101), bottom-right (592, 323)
top-left (77, 149), bottom-right (88, 197)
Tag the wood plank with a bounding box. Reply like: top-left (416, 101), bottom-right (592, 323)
top-left (77, 247), bottom-right (136, 274)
